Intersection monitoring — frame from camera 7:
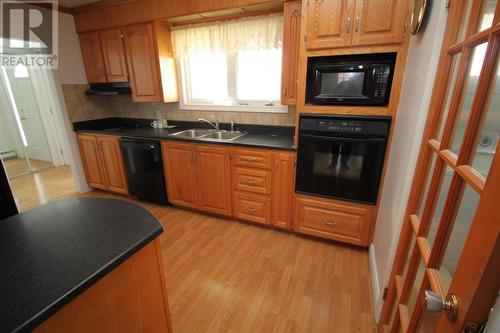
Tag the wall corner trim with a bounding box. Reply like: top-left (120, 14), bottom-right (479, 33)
top-left (369, 243), bottom-right (382, 323)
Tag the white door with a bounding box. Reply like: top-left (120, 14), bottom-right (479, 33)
top-left (5, 67), bottom-right (52, 163)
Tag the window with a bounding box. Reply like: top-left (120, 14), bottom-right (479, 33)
top-left (172, 14), bottom-right (286, 113)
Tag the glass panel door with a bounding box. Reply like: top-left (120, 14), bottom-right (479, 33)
top-left (379, 2), bottom-right (500, 332)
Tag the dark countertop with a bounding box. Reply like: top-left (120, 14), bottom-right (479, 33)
top-left (73, 118), bottom-right (296, 151)
top-left (0, 198), bottom-right (163, 333)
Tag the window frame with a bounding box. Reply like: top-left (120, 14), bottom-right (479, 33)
top-left (177, 51), bottom-right (288, 113)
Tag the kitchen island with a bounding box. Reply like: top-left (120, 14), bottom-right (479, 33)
top-left (0, 198), bottom-right (171, 333)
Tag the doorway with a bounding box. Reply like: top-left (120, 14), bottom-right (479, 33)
top-left (378, 0), bottom-right (500, 332)
top-left (0, 62), bottom-right (80, 212)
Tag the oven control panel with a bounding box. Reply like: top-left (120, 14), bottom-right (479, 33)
top-left (300, 116), bottom-right (391, 137)
top-left (317, 120), bottom-right (365, 133)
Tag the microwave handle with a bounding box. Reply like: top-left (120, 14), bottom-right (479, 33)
top-left (300, 133), bottom-right (387, 143)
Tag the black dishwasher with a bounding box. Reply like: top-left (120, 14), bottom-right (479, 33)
top-left (120, 138), bottom-right (168, 204)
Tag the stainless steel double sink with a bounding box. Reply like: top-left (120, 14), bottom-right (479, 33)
top-left (169, 129), bottom-right (247, 141)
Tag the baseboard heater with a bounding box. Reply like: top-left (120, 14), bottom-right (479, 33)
top-left (0, 150), bottom-right (17, 160)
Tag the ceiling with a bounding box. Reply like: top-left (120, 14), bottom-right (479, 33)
top-left (58, 0), bottom-right (98, 8)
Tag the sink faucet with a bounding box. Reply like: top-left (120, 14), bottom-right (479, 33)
top-left (198, 118), bottom-right (219, 130)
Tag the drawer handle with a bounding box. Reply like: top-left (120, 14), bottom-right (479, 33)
top-left (246, 179), bottom-right (257, 185)
top-left (243, 156), bottom-right (259, 162)
top-left (323, 220), bottom-right (337, 226)
top-left (246, 207), bottom-right (257, 213)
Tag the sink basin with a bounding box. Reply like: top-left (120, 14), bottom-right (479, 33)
top-left (201, 131), bottom-right (247, 141)
top-left (170, 129), bottom-right (213, 138)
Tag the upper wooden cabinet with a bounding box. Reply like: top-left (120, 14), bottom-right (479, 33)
top-left (281, 1), bottom-right (302, 105)
top-left (305, 0), bottom-right (408, 49)
top-left (305, 0), bottom-right (354, 50)
top-left (99, 28), bottom-right (128, 82)
top-left (79, 32), bottom-right (107, 83)
top-left (351, 0), bottom-right (408, 46)
top-left (123, 23), bottom-right (162, 102)
top-left (79, 22), bottom-right (178, 103)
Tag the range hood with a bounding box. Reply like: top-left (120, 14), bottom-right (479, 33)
top-left (85, 82), bottom-right (131, 96)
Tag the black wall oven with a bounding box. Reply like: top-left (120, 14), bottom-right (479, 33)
top-left (306, 52), bottom-right (396, 106)
top-left (296, 115), bottom-right (391, 205)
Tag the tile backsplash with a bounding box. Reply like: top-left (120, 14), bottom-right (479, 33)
top-left (62, 84), bottom-right (296, 126)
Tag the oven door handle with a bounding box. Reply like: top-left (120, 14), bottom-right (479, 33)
top-left (300, 133), bottom-right (387, 143)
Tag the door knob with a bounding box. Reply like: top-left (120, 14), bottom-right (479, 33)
top-left (423, 290), bottom-right (458, 322)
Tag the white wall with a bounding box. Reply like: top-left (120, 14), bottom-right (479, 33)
top-left (0, 75), bottom-right (24, 156)
top-left (56, 12), bottom-right (87, 85)
top-left (369, 1), bottom-right (449, 321)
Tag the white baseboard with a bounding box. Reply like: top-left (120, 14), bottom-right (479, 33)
top-left (369, 243), bottom-right (383, 323)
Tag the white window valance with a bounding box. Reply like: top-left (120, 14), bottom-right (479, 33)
top-left (171, 13), bottom-right (284, 58)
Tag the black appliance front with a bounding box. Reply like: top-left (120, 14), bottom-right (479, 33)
top-left (296, 115), bottom-right (391, 205)
top-left (121, 138), bottom-right (169, 204)
top-left (0, 160), bottom-right (18, 220)
top-left (306, 52), bottom-right (397, 106)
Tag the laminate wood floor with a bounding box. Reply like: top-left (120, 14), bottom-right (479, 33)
top-left (81, 192), bottom-right (377, 333)
top-left (8, 168), bottom-right (377, 332)
top-left (3, 158), bottom-right (53, 177)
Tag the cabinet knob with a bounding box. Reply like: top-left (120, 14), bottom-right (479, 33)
top-left (346, 17), bottom-right (351, 35)
top-left (246, 207), bottom-right (257, 213)
top-left (355, 16), bottom-right (360, 34)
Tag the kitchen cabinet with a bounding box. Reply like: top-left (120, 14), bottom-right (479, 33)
top-left (96, 136), bottom-right (128, 194)
top-left (99, 28), bottom-right (128, 82)
top-left (77, 134), bottom-right (128, 194)
top-left (295, 194), bottom-right (374, 246)
top-left (161, 142), bottom-right (198, 208)
top-left (123, 22), bottom-right (179, 103)
top-left (195, 145), bottom-right (232, 216)
top-left (281, 1), bottom-right (301, 105)
top-left (79, 22), bottom-right (178, 102)
top-left (123, 23), bottom-right (162, 102)
top-left (272, 151), bottom-right (295, 229)
top-left (351, 0), bottom-right (408, 46)
top-left (79, 29), bottom-right (128, 83)
top-left (161, 141), bottom-right (232, 216)
top-left (233, 191), bottom-right (271, 225)
top-left (79, 32), bottom-right (107, 83)
top-left (77, 134), bottom-right (107, 190)
top-left (305, 0), bottom-right (407, 50)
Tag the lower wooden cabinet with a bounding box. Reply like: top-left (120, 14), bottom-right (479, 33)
top-left (233, 191), bottom-right (271, 225)
top-left (162, 141), bottom-right (232, 216)
top-left (77, 134), bottom-right (128, 194)
top-left (295, 195), bottom-right (375, 246)
top-left (272, 151), bottom-right (296, 229)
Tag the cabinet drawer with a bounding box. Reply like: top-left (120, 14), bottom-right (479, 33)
top-left (232, 148), bottom-right (272, 169)
top-left (233, 192), bottom-right (271, 225)
top-left (295, 196), bottom-right (372, 246)
top-left (233, 167), bottom-right (271, 195)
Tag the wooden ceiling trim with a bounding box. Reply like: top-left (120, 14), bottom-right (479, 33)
top-left (72, 0), bottom-right (285, 32)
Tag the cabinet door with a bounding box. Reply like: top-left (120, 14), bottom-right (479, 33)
top-left (161, 142), bottom-right (198, 208)
top-left (351, 0), bottom-right (407, 46)
top-left (77, 134), bottom-right (107, 190)
top-left (195, 145), bottom-right (232, 216)
top-left (97, 136), bottom-right (128, 194)
top-left (281, 1), bottom-right (301, 105)
top-left (272, 152), bottom-right (296, 229)
top-left (79, 32), bottom-right (107, 83)
top-left (123, 23), bottom-right (162, 102)
top-left (305, 0), bottom-right (354, 50)
top-left (99, 29), bottom-right (128, 83)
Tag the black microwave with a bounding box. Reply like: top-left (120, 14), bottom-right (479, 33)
top-left (306, 53), bottom-right (397, 106)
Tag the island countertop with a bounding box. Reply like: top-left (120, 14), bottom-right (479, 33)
top-left (0, 198), bottom-right (163, 333)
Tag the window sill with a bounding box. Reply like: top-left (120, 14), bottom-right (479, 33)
top-left (179, 103), bottom-right (288, 114)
